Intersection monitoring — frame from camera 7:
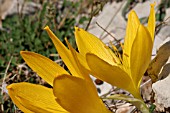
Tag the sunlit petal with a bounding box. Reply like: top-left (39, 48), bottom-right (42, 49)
top-left (65, 39), bottom-right (91, 78)
top-left (75, 27), bottom-right (119, 65)
top-left (53, 75), bottom-right (111, 113)
top-left (65, 39), bottom-right (98, 92)
top-left (44, 26), bottom-right (81, 77)
top-left (7, 82), bottom-right (69, 113)
top-left (21, 51), bottom-right (69, 86)
top-left (123, 11), bottom-right (140, 69)
top-left (147, 3), bottom-right (156, 41)
top-left (86, 53), bottom-right (135, 92)
top-left (130, 24), bottom-right (153, 88)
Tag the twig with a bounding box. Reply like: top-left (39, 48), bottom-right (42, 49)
top-left (96, 22), bottom-right (119, 43)
top-left (140, 79), bottom-right (151, 88)
top-left (57, 10), bottom-right (69, 29)
top-left (1, 56), bottom-right (13, 112)
top-left (85, 2), bottom-right (94, 30)
top-left (156, 16), bottom-right (170, 34)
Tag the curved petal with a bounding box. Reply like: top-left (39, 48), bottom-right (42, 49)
top-left (86, 53), bottom-right (135, 92)
top-left (65, 39), bottom-right (92, 79)
top-left (53, 75), bottom-right (111, 113)
top-left (74, 27), bottom-right (119, 65)
top-left (21, 51), bottom-right (69, 86)
top-left (44, 26), bottom-right (85, 78)
top-left (147, 3), bottom-right (156, 41)
top-left (130, 25), bottom-right (153, 88)
top-left (123, 11), bottom-right (140, 70)
top-left (65, 39), bottom-right (98, 94)
top-left (7, 82), bottom-right (69, 113)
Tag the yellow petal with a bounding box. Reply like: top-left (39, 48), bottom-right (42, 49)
top-left (86, 53), bottom-right (134, 92)
top-left (44, 26), bottom-right (82, 77)
top-left (21, 51), bottom-right (69, 86)
top-left (74, 27), bottom-right (119, 65)
top-left (53, 75), bottom-right (111, 113)
top-left (65, 39), bottom-right (90, 79)
top-left (65, 39), bottom-right (98, 93)
top-left (87, 53), bottom-right (142, 99)
top-left (130, 24), bottom-right (153, 88)
top-left (123, 11), bottom-right (140, 69)
top-left (147, 3), bottom-right (156, 41)
top-left (7, 82), bottom-right (69, 113)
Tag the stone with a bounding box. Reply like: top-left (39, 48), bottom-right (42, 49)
top-left (152, 73), bottom-right (170, 108)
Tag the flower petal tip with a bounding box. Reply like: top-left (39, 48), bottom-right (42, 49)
top-left (129, 10), bottom-right (135, 14)
top-left (20, 51), bottom-right (27, 54)
top-left (6, 84), bottom-right (12, 90)
top-left (74, 27), bottom-right (81, 32)
top-left (6, 84), bottom-right (15, 92)
top-left (64, 37), bottom-right (68, 41)
top-left (20, 51), bottom-right (32, 56)
top-left (44, 26), bottom-right (50, 30)
top-left (128, 10), bottom-right (138, 19)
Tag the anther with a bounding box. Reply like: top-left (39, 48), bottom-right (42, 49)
top-left (124, 53), bottom-right (129, 57)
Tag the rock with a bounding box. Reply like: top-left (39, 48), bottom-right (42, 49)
top-left (147, 38), bottom-right (170, 82)
top-left (132, 0), bottom-right (161, 19)
top-left (152, 38), bottom-right (170, 108)
top-left (152, 8), bottom-right (170, 58)
top-left (0, 0), bottom-right (41, 30)
top-left (152, 36), bottom-right (164, 58)
top-left (156, 8), bottom-right (170, 41)
top-left (152, 73), bottom-right (170, 108)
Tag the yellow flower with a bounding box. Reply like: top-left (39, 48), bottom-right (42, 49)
top-left (74, 3), bottom-right (155, 99)
top-left (7, 27), bottom-right (112, 113)
top-left (7, 3), bottom-right (155, 112)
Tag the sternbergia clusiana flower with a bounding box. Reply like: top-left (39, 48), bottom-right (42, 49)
top-left (7, 3), bottom-right (155, 113)
top-left (74, 3), bottom-right (155, 100)
top-left (7, 28), bottom-right (112, 113)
